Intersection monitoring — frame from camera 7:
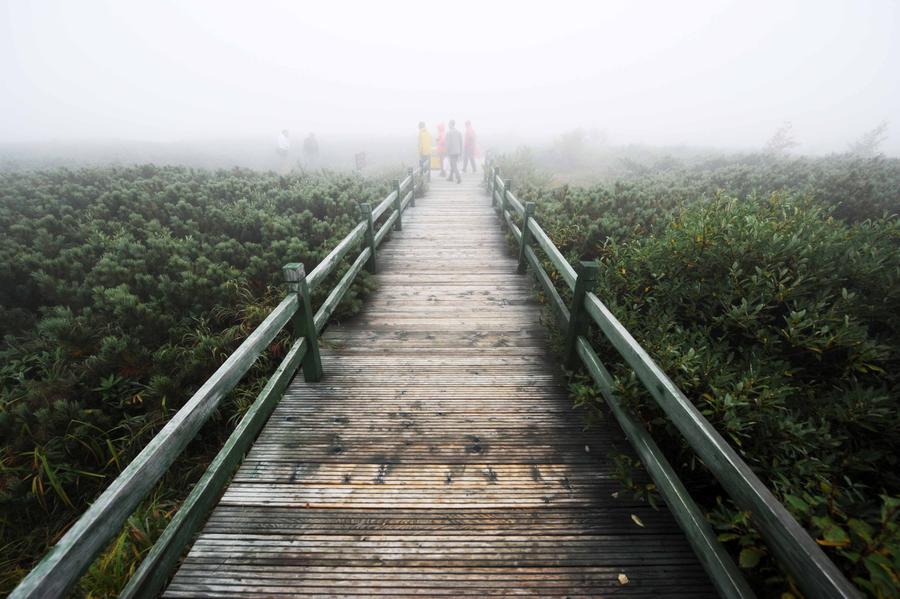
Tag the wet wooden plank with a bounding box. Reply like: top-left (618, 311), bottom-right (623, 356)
top-left (165, 177), bottom-right (714, 597)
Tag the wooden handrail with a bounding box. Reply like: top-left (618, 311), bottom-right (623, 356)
top-left (583, 290), bottom-right (858, 599)
top-left (9, 294), bottom-right (297, 598)
top-left (120, 336), bottom-right (309, 599)
top-left (10, 162), bottom-right (427, 599)
top-left (483, 160), bottom-right (862, 599)
top-left (505, 190), bottom-right (525, 217)
top-left (575, 336), bottom-right (754, 599)
top-left (306, 222), bottom-right (367, 291)
top-left (527, 218), bottom-right (577, 289)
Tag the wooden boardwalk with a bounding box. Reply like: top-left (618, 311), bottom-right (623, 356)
top-left (164, 174), bottom-right (714, 597)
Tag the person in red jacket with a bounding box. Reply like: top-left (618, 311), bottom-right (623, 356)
top-left (463, 121), bottom-right (478, 173)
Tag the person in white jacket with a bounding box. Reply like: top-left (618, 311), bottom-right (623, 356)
top-left (276, 129), bottom-right (290, 174)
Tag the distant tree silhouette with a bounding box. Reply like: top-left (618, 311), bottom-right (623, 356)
top-left (849, 121), bottom-right (889, 157)
top-left (764, 121), bottom-right (798, 156)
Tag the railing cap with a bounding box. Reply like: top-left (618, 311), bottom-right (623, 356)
top-left (282, 262), bottom-right (306, 283)
top-left (577, 260), bottom-right (599, 282)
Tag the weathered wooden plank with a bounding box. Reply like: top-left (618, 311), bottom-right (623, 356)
top-left (164, 174), bottom-right (715, 597)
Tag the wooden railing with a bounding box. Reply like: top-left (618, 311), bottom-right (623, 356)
top-left (483, 160), bottom-right (862, 599)
top-left (10, 161), bottom-right (430, 599)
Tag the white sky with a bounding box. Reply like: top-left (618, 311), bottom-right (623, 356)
top-left (1, 0), bottom-right (898, 153)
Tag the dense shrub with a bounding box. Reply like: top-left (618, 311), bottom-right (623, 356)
top-left (0, 166), bottom-right (392, 594)
top-left (503, 154), bottom-right (900, 596)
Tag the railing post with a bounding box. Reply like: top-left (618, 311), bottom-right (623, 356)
top-left (360, 202), bottom-right (376, 273)
top-left (501, 178), bottom-right (512, 227)
top-left (408, 167), bottom-right (416, 206)
top-left (517, 202), bottom-right (535, 274)
top-left (394, 178), bottom-right (403, 231)
top-left (564, 261), bottom-right (599, 368)
top-left (491, 167), bottom-right (500, 207)
top-left (283, 263), bottom-right (323, 382)
top-left (488, 164), bottom-right (495, 199)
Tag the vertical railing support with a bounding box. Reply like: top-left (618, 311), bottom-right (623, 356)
top-left (517, 202), bottom-right (535, 274)
top-left (394, 178), bottom-right (403, 231)
top-left (283, 263), bottom-right (323, 382)
top-left (564, 261), bottom-right (599, 368)
top-left (501, 178), bottom-right (512, 228)
top-left (408, 167), bottom-right (416, 206)
top-left (360, 202), bottom-right (376, 273)
top-left (491, 167), bottom-right (500, 207)
top-left (488, 164), bottom-right (495, 199)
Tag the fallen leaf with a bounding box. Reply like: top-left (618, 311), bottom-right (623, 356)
top-left (618, 573), bottom-right (629, 585)
top-left (611, 491), bottom-right (619, 498)
top-left (631, 514), bottom-right (645, 527)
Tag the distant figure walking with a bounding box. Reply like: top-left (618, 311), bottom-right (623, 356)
top-left (436, 122), bottom-right (447, 177)
top-left (276, 129), bottom-right (291, 174)
top-left (445, 120), bottom-right (463, 183)
top-left (303, 132), bottom-right (319, 168)
top-left (463, 120), bottom-right (478, 173)
top-left (418, 122), bottom-right (432, 170)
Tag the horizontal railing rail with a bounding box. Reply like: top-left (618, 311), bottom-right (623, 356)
top-left (11, 160), bottom-right (430, 599)
top-left (483, 160), bottom-right (861, 599)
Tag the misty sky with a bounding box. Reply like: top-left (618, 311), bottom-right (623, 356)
top-left (2, 0), bottom-right (898, 153)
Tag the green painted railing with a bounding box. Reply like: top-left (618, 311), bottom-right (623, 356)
top-left (10, 160), bottom-right (430, 599)
top-left (483, 160), bottom-right (862, 599)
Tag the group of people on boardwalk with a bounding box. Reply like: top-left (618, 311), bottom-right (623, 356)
top-left (418, 120), bottom-right (478, 183)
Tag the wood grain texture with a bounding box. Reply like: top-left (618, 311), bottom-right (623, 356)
top-left (165, 175), bottom-right (714, 598)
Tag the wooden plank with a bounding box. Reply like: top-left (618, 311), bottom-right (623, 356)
top-left (164, 175), bottom-right (715, 597)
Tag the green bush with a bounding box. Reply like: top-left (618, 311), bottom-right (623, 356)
top-left (503, 154), bottom-right (900, 596)
top-left (0, 165), bottom-right (391, 595)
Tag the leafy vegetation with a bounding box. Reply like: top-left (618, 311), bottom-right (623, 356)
top-left (500, 152), bottom-right (900, 596)
top-left (0, 165), bottom-right (392, 595)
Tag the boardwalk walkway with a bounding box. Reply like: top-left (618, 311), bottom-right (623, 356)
top-left (164, 175), bottom-right (714, 597)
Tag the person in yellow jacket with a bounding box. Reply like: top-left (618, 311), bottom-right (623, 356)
top-left (418, 122), bottom-right (432, 170)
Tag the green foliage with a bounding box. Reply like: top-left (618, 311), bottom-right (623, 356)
top-left (501, 153), bottom-right (900, 596)
top-left (0, 165), bottom-right (390, 595)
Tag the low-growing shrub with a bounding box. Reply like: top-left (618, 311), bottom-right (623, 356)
top-left (502, 153), bottom-right (900, 596)
top-left (0, 165), bottom-right (391, 595)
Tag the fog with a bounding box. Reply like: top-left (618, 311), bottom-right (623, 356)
top-left (2, 0), bottom-right (899, 158)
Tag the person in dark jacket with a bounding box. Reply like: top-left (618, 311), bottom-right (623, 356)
top-left (303, 132), bottom-right (319, 168)
top-left (445, 120), bottom-right (463, 183)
